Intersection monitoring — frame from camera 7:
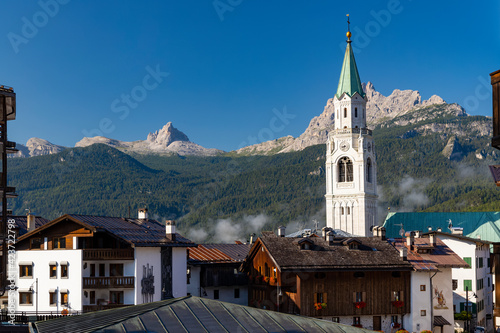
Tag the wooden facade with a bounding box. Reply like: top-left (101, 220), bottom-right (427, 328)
top-left (245, 238), bottom-right (411, 318)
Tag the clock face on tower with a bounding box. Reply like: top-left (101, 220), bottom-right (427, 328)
top-left (340, 141), bottom-right (350, 152)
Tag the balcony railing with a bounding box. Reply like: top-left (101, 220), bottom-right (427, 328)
top-left (83, 304), bottom-right (132, 313)
top-left (83, 276), bottom-right (134, 289)
top-left (82, 248), bottom-right (134, 260)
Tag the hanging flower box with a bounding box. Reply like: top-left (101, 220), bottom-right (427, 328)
top-left (270, 277), bottom-right (276, 284)
top-left (264, 276), bottom-right (270, 283)
top-left (354, 301), bottom-right (366, 309)
top-left (392, 300), bottom-right (404, 308)
top-left (353, 324), bottom-right (363, 328)
top-left (314, 302), bottom-right (327, 310)
top-left (391, 323), bottom-right (401, 329)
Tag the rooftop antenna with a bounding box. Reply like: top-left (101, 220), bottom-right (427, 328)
top-left (447, 219), bottom-right (453, 230)
top-left (395, 223), bottom-right (405, 238)
top-left (313, 219), bottom-right (319, 234)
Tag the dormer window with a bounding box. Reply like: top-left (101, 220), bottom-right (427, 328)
top-left (349, 242), bottom-right (358, 250)
top-left (298, 238), bottom-right (314, 250)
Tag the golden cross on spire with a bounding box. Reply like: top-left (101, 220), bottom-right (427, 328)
top-left (346, 14), bottom-right (352, 42)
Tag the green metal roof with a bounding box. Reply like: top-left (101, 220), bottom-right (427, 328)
top-left (382, 212), bottom-right (500, 242)
top-left (335, 42), bottom-right (365, 99)
top-left (30, 296), bottom-right (376, 333)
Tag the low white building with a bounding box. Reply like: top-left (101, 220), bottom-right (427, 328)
top-left (12, 211), bottom-right (195, 314)
top-left (390, 231), bottom-right (469, 333)
top-left (425, 230), bottom-right (494, 332)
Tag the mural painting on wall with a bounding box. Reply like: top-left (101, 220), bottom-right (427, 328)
top-left (433, 286), bottom-right (448, 309)
top-left (141, 263), bottom-right (155, 303)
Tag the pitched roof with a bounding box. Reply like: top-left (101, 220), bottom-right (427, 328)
top-left (30, 296), bottom-right (374, 333)
top-left (383, 212), bottom-right (500, 242)
top-left (189, 243), bottom-right (251, 263)
top-left (252, 231), bottom-right (412, 271)
top-left (18, 214), bottom-right (195, 247)
top-left (389, 237), bottom-right (469, 272)
top-left (336, 41), bottom-right (365, 99)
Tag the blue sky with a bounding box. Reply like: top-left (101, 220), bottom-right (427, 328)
top-left (1, 1), bottom-right (499, 152)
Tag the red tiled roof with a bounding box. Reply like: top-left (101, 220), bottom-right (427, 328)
top-left (189, 244), bottom-right (251, 263)
top-left (390, 237), bottom-right (469, 271)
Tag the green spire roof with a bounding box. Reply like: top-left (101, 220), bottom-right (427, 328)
top-left (335, 42), bottom-right (365, 99)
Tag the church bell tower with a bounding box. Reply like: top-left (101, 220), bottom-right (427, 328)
top-left (325, 16), bottom-right (378, 236)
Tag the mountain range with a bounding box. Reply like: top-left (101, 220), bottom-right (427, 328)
top-left (12, 82), bottom-right (489, 159)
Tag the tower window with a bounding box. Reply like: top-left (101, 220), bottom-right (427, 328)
top-left (347, 207), bottom-right (350, 215)
top-left (344, 108), bottom-right (347, 118)
top-left (341, 207), bottom-right (344, 215)
top-left (355, 108), bottom-right (358, 117)
top-left (367, 158), bottom-right (372, 183)
top-left (338, 157), bottom-right (353, 182)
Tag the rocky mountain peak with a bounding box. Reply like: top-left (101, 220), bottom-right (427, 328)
top-left (146, 122), bottom-right (190, 147)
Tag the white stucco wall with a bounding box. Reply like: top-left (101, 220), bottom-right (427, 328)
top-left (186, 265), bottom-right (201, 297)
top-left (15, 249), bottom-right (82, 313)
top-left (202, 286), bottom-right (248, 306)
top-left (406, 271), bottom-right (433, 332)
top-left (134, 247), bottom-right (162, 304)
top-left (172, 247), bottom-right (187, 298)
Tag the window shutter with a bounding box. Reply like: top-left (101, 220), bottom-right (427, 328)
top-left (399, 291), bottom-right (404, 301)
top-left (472, 303), bottom-right (477, 313)
top-left (323, 293), bottom-right (328, 304)
top-left (362, 292), bottom-right (366, 302)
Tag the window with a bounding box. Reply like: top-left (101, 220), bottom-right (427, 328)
top-left (347, 207), bottom-right (350, 215)
top-left (264, 263), bottom-right (269, 278)
top-left (19, 292), bottom-right (32, 305)
top-left (479, 257), bottom-right (483, 268)
top-left (488, 277), bottom-right (491, 287)
top-left (214, 290), bottom-right (219, 300)
top-left (30, 238), bottom-right (42, 249)
top-left (315, 292), bottom-right (327, 303)
top-left (353, 317), bottom-right (361, 326)
top-left (19, 264), bottom-right (33, 278)
top-left (49, 264), bottom-right (57, 278)
top-left (420, 285), bottom-right (426, 291)
top-left (90, 291), bottom-right (95, 304)
top-left (355, 108), bottom-right (358, 117)
top-left (338, 157), bottom-right (353, 182)
top-left (234, 288), bottom-right (240, 299)
top-left (109, 264), bottom-right (123, 277)
top-left (366, 158), bottom-right (372, 183)
top-left (99, 263), bottom-right (105, 277)
top-left (477, 278), bottom-right (484, 290)
top-left (49, 292), bottom-right (57, 306)
top-left (60, 291), bottom-right (68, 306)
top-left (392, 291), bottom-right (401, 301)
top-left (464, 279), bottom-right (472, 291)
top-left (61, 263), bottom-right (68, 278)
top-left (109, 291), bottom-right (124, 304)
top-left (341, 207), bottom-right (344, 215)
top-left (353, 291), bottom-right (365, 303)
top-left (90, 264), bottom-right (96, 277)
top-left (463, 257), bottom-right (472, 268)
top-left (53, 237), bottom-right (66, 249)
top-left (452, 280), bottom-right (458, 290)
top-left (344, 108), bottom-right (347, 118)
top-left (332, 317), bottom-right (340, 323)
top-left (421, 310), bottom-right (426, 316)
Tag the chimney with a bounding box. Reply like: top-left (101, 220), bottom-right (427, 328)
top-left (379, 227), bottom-right (386, 241)
top-left (400, 246), bottom-right (407, 260)
top-left (437, 227), bottom-right (442, 232)
top-left (326, 231), bottom-right (334, 245)
top-left (429, 233), bottom-right (436, 247)
top-left (415, 230), bottom-right (421, 238)
top-left (372, 226), bottom-right (379, 237)
top-left (278, 226), bottom-right (286, 237)
top-left (428, 226), bottom-right (432, 231)
top-left (406, 231), bottom-right (415, 247)
top-left (27, 213), bottom-right (35, 233)
top-left (249, 233), bottom-right (256, 245)
top-left (138, 208), bottom-right (148, 220)
top-left (165, 220), bottom-right (176, 241)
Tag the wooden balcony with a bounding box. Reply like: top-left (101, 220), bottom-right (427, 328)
top-left (83, 304), bottom-right (132, 313)
top-left (83, 276), bottom-right (134, 289)
top-left (83, 248), bottom-right (134, 260)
